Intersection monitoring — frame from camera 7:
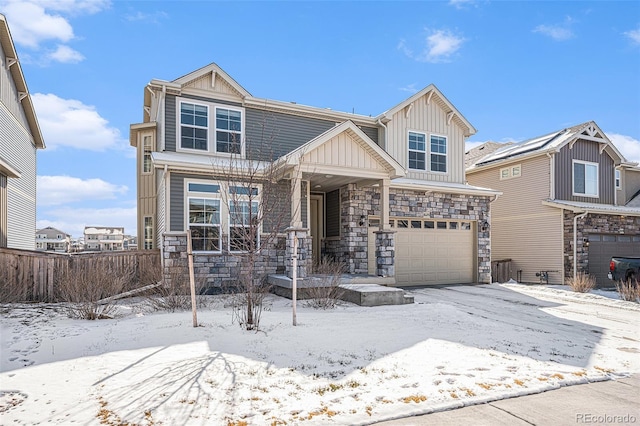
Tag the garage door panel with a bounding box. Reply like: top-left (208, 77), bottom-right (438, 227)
top-left (588, 234), bottom-right (640, 288)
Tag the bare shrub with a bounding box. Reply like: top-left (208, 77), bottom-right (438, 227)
top-left (0, 263), bottom-right (24, 303)
top-left (566, 272), bottom-right (596, 293)
top-left (146, 267), bottom-right (208, 312)
top-left (616, 279), bottom-right (639, 303)
top-left (57, 259), bottom-right (134, 320)
top-left (304, 258), bottom-right (346, 309)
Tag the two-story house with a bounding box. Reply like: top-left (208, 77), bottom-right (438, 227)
top-left (0, 14), bottom-right (45, 250)
top-left (130, 63), bottom-right (500, 289)
top-left (466, 121), bottom-right (640, 287)
top-left (83, 226), bottom-right (125, 251)
top-left (35, 226), bottom-right (71, 252)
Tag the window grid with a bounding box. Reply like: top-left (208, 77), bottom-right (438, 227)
top-left (144, 216), bottom-right (153, 250)
top-left (430, 135), bottom-right (447, 173)
top-left (180, 103), bottom-right (208, 151)
top-left (408, 132), bottom-right (426, 170)
top-left (216, 108), bottom-right (242, 154)
top-left (143, 135), bottom-right (153, 174)
top-left (188, 197), bottom-right (221, 252)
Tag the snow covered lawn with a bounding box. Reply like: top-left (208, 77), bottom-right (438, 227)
top-left (1, 283), bottom-right (639, 425)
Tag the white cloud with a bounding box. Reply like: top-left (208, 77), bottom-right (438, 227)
top-left (448, 0), bottom-right (476, 10)
top-left (46, 44), bottom-right (84, 63)
top-left (399, 29), bottom-right (466, 63)
top-left (124, 10), bottom-right (168, 24)
top-left (606, 133), bottom-right (640, 164)
top-left (0, 0), bottom-right (109, 62)
top-left (37, 175), bottom-right (128, 206)
top-left (398, 83), bottom-right (418, 94)
top-left (533, 17), bottom-right (575, 41)
top-left (32, 93), bottom-right (127, 151)
top-left (624, 28), bottom-right (640, 45)
top-left (1, 1), bottom-right (74, 48)
top-left (37, 206), bottom-right (136, 238)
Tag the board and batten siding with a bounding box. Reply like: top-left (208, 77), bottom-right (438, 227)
top-left (136, 131), bottom-right (157, 246)
top-left (0, 105), bottom-right (37, 250)
top-left (385, 95), bottom-right (467, 184)
top-left (555, 139), bottom-right (615, 204)
top-left (0, 42), bottom-right (29, 132)
top-left (467, 155), bottom-right (564, 284)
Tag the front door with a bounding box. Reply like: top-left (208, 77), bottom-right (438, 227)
top-left (309, 194), bottom-right (324, 266)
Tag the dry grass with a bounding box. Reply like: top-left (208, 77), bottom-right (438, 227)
top-left (304, 257), bottom-right (346, 309)
top-left (146, 267), bottom-right (208, 312)
top-left (401, 395), bottom-right (427, 403)
top-left (57, 261), bottom-right (134, 320)
top-left (566, 272), bottom-right (596, 293)
top-left (616, 279), bottom-right (639, 303)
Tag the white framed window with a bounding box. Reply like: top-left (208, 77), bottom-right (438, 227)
top-left (143, 135), bottom-right (153, 174)
top-left (186, 182), bottom-right (222, 252)
top-left (615, 169), bottom-right (621, 190)
top-left (216, 108), bottom-right (242, 154)
top-left (179, 102), bottom-right (208, 151)
top-left (144, 216), bottom-right (153, 250)
top-left (177, 98), bottom-right (245, 156)
top-left (229, 199), bottom-right (259, 252)
top-left (408, 131), bottom-right (426, 170)
top-left (430, 135), bottom-right (447, 173)
top-left (500, 164), bottom-right (521, 180)
top-left (408, 132), bottom-right (447, 172)
top-left (573, 160), bottom-right (598, 197)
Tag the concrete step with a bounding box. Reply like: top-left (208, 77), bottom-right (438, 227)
top-left (340, 284), bottom-right (409, 307)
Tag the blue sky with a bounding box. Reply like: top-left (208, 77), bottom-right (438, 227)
top-left (2, 0), bottom-right (639, 238)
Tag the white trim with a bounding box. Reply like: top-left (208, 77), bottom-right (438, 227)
top-left (572, 159), bottom-right (599, 198)
top-left (429, 133), bottom-right (449, 174)
top-left (184, 178), bottom-right (223, 254)
top-left (175, 97), bottom-right (246, 157)
top-left (407, 130), bottom-right (427, 171)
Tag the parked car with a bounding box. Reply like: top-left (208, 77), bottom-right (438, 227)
top-left (609, 257), bottom-right (640, 283)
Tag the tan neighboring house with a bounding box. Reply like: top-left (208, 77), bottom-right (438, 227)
top-left (466, 121), bottom-right (640, 287)
top-left (84, 226), bottom-right (125, 251)
top-left (0, 14), bottom-right (45, 250)
top-left (130, 62), bottom-right (501, 290)
top-left (35, 226), bottom-right (71, 252)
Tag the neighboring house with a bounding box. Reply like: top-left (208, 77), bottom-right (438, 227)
top-left (123, 235), bottom-right (138, 250)
top-left (35, 226), bottom-right (71, 252)
top-left (130, 63), bottom-right (500, 289)
top-left (0, 14), bottom-right (45, 250)
top-left (83, 226), bottom-right (125, 251)
top-left (69, 237), bottom-right (84, 253)
top-left (466, 121), bottom-right (640, 287)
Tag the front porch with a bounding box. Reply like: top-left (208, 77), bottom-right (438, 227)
top-left (268, 274), bottom-right (414, 306)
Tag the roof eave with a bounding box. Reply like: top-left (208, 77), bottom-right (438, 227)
top-left (390, 180), bottom-right (502, 197)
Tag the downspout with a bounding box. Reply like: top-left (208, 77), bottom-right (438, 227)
top-left (573, 210), bottom-right (588, 280)
top-left (159, 164), bottom-right (169, 270)
top-left (376, 118), bottom-right (387, 150)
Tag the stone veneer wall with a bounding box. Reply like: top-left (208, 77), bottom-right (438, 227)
top-left (323, 184), bottom-right (493, 282)
top-left (162, 232), bottom-right (287, 291)
top-left (563, 211), bottom-right (640, 278)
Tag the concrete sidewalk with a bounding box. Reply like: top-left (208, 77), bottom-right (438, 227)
top-left (375, 375), bottom-right (640, 426)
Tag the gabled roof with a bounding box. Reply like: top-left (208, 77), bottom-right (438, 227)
top-left (0, 14), bottom-right (45, 149)
top-left (281, 120), bottom-right (406, 179)
top-left (376, 84), bottom-right (476, 137)
top-left (36, 226), bottom-right (70, 237)
top-left (469, 121), bottom-right (626, 171)
top-left (172, 62), bottom-right (252, 99)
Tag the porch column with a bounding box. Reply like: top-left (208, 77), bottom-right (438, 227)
top-left (375, 178), bottom-right (394, 277)
top-left (380, 178), bottom-right (391, 230)
top-left (290, 166), bottom-right (302, 228)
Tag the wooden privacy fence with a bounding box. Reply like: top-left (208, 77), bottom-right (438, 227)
top-left (0, 248), bottom-right (161, 302)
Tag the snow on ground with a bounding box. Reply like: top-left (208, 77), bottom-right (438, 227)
top-left (1, 283), bottom-right (639, 425)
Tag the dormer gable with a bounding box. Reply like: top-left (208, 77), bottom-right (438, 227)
top-left (173, 62), bottom-right (251, 102)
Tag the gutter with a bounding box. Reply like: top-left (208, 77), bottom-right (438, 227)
top-left (376, 118), bottom-right (388, 150)
top-left (573, 211), bottom-right (589, 281)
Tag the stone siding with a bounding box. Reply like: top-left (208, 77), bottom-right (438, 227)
top-left (162, 232), bottom-right (286, 291)
top-left (563, 211), bottom-right (640, 278)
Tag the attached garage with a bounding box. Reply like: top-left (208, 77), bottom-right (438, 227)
top-left (369, 218), bottom-right (476, 286)
top-left (588, 234), bottom-right (640, 287)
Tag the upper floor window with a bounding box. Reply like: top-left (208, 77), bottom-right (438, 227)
top-left (573, 160), bottom-right (598, 197)
top-left (500, 164), bottom-right (521, 180)
top-left (216, 109), bottom-right (242, 154)
top-left (178, 99), bottom-right (244, 155)
top-left (430, 135), bottom-right (447, 173)
top-left (180, 102), bottom-right (208, 151)
top-left (408, 132), bottom-right (426, 170)
top-left (143, 135), bottom-right (153, 174)
top-left (615, 169), bottom-right (621, 190)
top-left (408, 132), bottom-right (447, 173)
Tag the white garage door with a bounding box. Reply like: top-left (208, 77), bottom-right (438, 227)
top-left (369, 218), bottom-right (476, 286)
